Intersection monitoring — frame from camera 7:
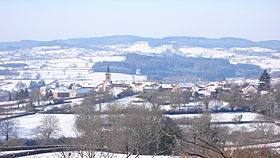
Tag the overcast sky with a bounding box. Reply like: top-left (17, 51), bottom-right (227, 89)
top-left (0, 0), bottom-right (279, 42)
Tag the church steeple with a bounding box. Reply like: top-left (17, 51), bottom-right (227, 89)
top-left (105, 66), bottom-right (112, 83)
top-left (106, 66), bottom-right (110, 73)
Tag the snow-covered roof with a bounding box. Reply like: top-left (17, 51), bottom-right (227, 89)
top-left (111, 87), bottom-right (126, 96)
top-left (44, 85), bottom-right (55, 89)
top-left (242, 83), bottom-right (258, 92)
top-left (81, 82), bottom-right (96, 88)
top-left (144, 86), bottom-right (153, 90)
top-left (179, 83), bottom-right (194, 88)
top-left (161, 84), bottom-right (173, 89)
top-left (75, 88), bottom-right (91, 94)
top-left (56, 88), bottom-right (71, 93)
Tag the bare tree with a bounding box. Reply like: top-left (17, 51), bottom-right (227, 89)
top-left (218, 86), bottom-right (246, 111)
top-left (0, 119), bottom-right (18, 142)
top-left (34, 115), bottom-right (60, 145)
top-left (74, 104), bottom-right (104, 158)
top-left (112, 107), bottom-right (171, 156)
top-left (250, 116), bottom-right (277, 142)
top-left (170, 90), bottom-right (191, 110)
top-left (202, 96), bottom-right (211, 111)
top-left (163, 113), bottom-right (230, 158)
top-left (74, 105), bottom-right (175, 157)
top-left (29, 88), bottom-right (41, 106)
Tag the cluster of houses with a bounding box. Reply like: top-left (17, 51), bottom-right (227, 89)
top-left (40, 67), bottom-right (132, 99)
top-left (38, 66), bottom-right (237, 99)
top-left (38, 66), bottom-right (274, 101)
top-left (132, 81), bottom-right (231, 97)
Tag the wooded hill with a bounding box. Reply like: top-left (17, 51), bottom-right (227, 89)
top-left (92, 53), bottom-right (262, 81)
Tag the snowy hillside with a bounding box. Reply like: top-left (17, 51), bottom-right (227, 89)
top-left (1, 37), bottom-right (280, 73)
top-left (1, 36), bottom-right (280, 85)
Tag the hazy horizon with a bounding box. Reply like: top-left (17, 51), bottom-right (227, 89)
top-left (1, 0), bottom-right (279, 42)
top-left (1, 35), bottom-right (280, 43)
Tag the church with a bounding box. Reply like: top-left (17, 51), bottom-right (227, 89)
top-left (98, 66), bottom-right (113, 91)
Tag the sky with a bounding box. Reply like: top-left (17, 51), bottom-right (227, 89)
top-left (0, 0), bottom-right (279, 42)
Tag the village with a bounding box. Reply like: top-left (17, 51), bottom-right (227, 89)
top-left (0, 52), bottom-right (280, 157)
top-left (1, 65), bottom-right (280, 157)
top-left (0, 64), bottom-right (279, 119)
top-left (1, 66), bottom-right (276, 112)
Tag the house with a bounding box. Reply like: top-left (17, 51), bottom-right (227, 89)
top-left (71, 83), bottom-right (82, 89)
top-left (160, 84), bottom-right (173, 91)
top-left (40, 85), bottom-right (55, 96)
top-left (206, 83), bottom-right (219, 97)
top-left (172, 83), bottom-right (194, 91)
top-left (52, 88), bottom-right (71, 98)
top-left (143, 83), bottom-right (161, 93)
top-left (242, 83), bottom-right (258, 95)
top-left (218, 81), bottom-right (231, 89)
top-left (131, 82), bottom-right (145, 92)
top-left (191, 84), bottom-right (206, 93)
top-left (70, 88), bottom-right (92, 98)
top-left (206, 88), bottom-right (217, 97)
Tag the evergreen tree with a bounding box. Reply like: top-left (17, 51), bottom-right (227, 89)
top-left (38, 80), bottom-right (46, 87)
top-left (258, 69), bottom-right (271, 90)
top-left (29, 81), bottom-right (38, 89)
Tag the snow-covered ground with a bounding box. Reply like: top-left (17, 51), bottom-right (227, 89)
top-left (220, 122), bottom-right (280, 134)
top-left (227, 141), bottom-right (280, 151)
top-left (166, 112), bottom-right (261, 122)
top-left (0, 150), bottom-right (34, 156)
top-left (13, 111), bottom-right (266, 139)
top-left (168, 112), bottom-right (280, 134)
top-left (103, 43), bottom-right (280, 72)
top-left (14, 114), bottom-right (76, 138)
top-left (1, 43), bottom-right (280, 78)
top-left (113, 41), bottom-right (174, 54)
top-left (0, 54), bottom-right (146, 92)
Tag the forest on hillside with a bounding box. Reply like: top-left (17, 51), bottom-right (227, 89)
top-left (92, 53), bottom-right (262, 81)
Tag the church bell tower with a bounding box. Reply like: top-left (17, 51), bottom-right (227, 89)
top-left (105, 66), bottom-right (112, 83)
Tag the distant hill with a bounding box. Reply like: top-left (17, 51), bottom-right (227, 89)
top-left (0, 35), bottom-right (280, 50)
top-left (0, 35), bottom-right (278, 81)
top-left (93, 53), bottom-right (262, 81)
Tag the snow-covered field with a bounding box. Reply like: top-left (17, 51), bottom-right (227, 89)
top-left (12, 110), bottom-right (277, 139)
top-left (0, 54), bottom-right (146, 91)
top-left (168, 112), bottom-right (280, 134)
top-left (166, 112), bottom-right (261, 122)
top-left (227, 141), bottom-right (280, 151)
top-left (1, 42), bottom-right (280, 93)
top-left (1, 43), bottom-right (280, 79)
top-left (14, 114), bottom-right (76, 138)
top-left (220, 122), bottom-right (280, 134)
top-left (0, 150), bottom-right (34, 157)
